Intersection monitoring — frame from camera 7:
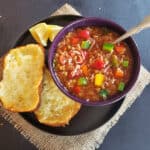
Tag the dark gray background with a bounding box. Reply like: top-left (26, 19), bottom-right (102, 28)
top-left (0, 0), bottom-right (150, 150)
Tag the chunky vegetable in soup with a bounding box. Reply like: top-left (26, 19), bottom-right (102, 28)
top-left (53, 26), bottom-right (133, 101)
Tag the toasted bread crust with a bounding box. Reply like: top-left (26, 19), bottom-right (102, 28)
top-left (36, 102), bottom-right (81, 127)
top-left (0, 57), bottom-right (4, 81)
top-left (0, 44), bottom-right (45, 112)
top-left (34, 69), bottom-right (81, 127)
top-left (0, 57), bottom-right (4, 107)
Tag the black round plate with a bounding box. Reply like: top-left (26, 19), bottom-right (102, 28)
top-left (13, 15), bottom-right (124, 136)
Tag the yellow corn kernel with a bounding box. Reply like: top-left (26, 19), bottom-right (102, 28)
top-left (94, 73), bottom-right (104, 86)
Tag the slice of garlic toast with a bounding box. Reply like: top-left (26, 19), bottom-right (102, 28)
top-left (34, 69), bottom-right (81, 127)
top-left (0, 44), bottom-right (44, 112)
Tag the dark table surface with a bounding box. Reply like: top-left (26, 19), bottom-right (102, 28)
top-left (0, 0), bottom-right (150, 150)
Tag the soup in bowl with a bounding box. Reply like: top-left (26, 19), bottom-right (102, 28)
top-left (48, 17), bottom-right (140, 106)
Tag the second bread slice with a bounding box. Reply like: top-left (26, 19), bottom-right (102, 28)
top-left (34, 69), bottom-right (81, 127)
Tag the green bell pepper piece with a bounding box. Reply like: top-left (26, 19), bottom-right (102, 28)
top-left (118, 82), bottom-right (125, 91)
top-left (103, 43), bottom-right (114, 52)
top-left (81, 40), bottom-right (91, 49)
top-left (122, 60), bottom-right (129, 67)
top-left (77, 77), bottom-right (88, 86)
top-left (99, 89), bottom-right (109, 99)
top-left (112, 55), bottom-right (119, 67)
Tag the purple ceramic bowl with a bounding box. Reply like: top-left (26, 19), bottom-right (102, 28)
top-left (48, 17), bottom-right (140, 106)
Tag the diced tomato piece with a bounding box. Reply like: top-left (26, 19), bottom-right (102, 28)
top-left (114, 68), bottom-right (124, 78)
top-left (115, 45), bottom-right (126, 54)
top-left (81, 65), bottom-right (88, 76)
top-left (91, 59), bottom-right (104, 70)
top-left (71, 37), bottom-right (79, 45)
top-left (72, 86), bottom-right (81, 94)
top-left (78, 29), bottom-right (90, 39)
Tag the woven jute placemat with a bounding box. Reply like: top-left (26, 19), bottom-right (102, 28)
top-left (0, 3), bottom-right (150, 150)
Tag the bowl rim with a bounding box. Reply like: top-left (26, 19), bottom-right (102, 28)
top-left (48, 17), bottom-right (141, 106)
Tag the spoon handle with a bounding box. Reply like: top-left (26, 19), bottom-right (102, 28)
top-left (113, 15), bottom-right (150, 44)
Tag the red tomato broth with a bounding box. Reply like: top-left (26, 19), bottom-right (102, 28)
top-left (53, 26), bottom-right (133, 101)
